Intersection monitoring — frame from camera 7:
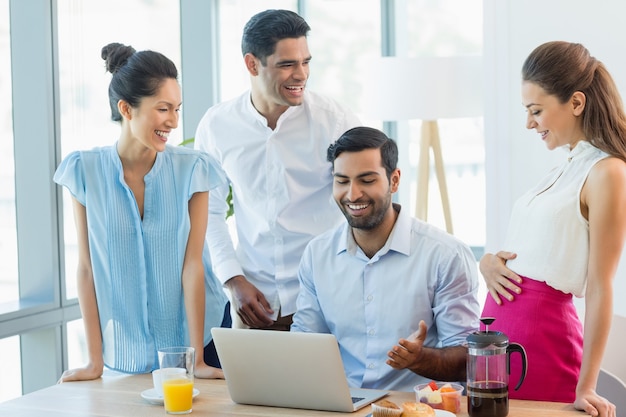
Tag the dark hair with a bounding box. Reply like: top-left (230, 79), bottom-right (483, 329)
top-left (241, 9), bottom-right (310, 65)
top-left (327, 127), bottom-right (399, 179)
top-left (522, 41), bottom-right (626, 161)
top-left (101, 42), bottom-right (178, 122)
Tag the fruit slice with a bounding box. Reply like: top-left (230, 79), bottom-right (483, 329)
top-left (427, 390), bottom-right (443, 405)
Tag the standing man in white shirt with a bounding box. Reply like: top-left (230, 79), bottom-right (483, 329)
top-left (195, 9), bottom-right (360, 330)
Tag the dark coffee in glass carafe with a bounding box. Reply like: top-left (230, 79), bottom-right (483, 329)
top-left (467, 381), bottom-right (508, 417)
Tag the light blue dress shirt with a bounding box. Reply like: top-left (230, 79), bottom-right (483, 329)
top-left (195, 90), bottom-right (361, 317)
top-left (53, 144), bottom-right (229, 373)
top-left (292, 204), bottom-right (480, 392)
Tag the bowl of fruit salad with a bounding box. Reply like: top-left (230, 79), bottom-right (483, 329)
top-left (414, 381), bottom-right (463, 414)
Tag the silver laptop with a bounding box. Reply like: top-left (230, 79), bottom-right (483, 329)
top-left (211, 327), bottom-right (388, 412)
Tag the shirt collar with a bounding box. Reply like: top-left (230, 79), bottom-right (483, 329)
top-left (335, 203), bottom-right (411, 258)
top-left (566, 140), bottom-right (595, 159)
top-left (110, 142), bottom-right (163, 182)
top-left (244, 91), bottom-right (268, 126)
top-left (245, 90), bottom-right (303, 128)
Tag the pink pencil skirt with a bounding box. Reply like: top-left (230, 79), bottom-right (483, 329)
top-left (480, 277), bottom-right (583, 403)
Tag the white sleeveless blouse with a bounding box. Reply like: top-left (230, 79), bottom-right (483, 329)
top-left (504, 140), bottom-right (608, 297)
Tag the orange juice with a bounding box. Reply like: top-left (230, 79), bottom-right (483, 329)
top-left (162, 377), bottom-right (193, 414)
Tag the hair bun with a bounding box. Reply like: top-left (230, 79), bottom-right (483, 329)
top-left (101, 42), bottom-right (136, 74)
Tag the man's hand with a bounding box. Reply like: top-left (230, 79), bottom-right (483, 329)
top-left (386, 320), bottom-right (467, 381)
top-left (386, 320), bottom-right (427, 370)
top-left (225, 275), bottom-right (274, 328)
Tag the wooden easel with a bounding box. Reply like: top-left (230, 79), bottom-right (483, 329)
top-left (415, 120), bottom-right (454, 234)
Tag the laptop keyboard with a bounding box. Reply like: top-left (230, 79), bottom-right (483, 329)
top-left (351, 396), bottom-right (365, 404)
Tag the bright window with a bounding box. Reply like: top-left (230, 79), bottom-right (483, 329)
top-left (305, 0), bottom-right (381, 125)
top-left (0, 336), bottom-right (21, 402)
top-left (405, 0), bottom-right (484, 250)
top-left (66, 319), bottom-right (88, 370)
top-left (0, 0), bottom-right (18, 307)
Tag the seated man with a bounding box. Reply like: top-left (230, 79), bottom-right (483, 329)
top-left (291, 126), bottom-right (480, 392)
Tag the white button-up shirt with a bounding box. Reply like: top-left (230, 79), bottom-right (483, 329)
top-left (195, 90), bottom-right (360, 317)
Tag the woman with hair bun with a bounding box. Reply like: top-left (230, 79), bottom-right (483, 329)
top-left (54, 42), bottom-right (230, 382)
top-left (480, 41), bottom-right (626, 417)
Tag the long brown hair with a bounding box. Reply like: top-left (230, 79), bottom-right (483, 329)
top-left (522, 41), bottom-right (626, 161)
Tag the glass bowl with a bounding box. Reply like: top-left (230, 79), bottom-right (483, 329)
top-left (414, 381), bottom-right (463, 414)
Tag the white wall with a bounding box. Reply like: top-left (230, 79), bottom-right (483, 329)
top-left (484, 0), bottom-right (626, 317)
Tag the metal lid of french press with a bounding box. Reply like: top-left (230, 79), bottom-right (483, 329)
top-left (467, 317), bottom-right (509, 348)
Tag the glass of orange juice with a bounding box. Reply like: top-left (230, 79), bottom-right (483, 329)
top-left (158, 347), bottom-right (195, 414)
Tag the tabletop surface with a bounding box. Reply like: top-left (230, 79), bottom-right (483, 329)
top-left (0, 371), bottom-right (587, 417)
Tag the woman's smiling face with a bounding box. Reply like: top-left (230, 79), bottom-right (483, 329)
top-left (522, 81), bottom-right (585, 150)
top-left (127, 78), bottom-right (181, 152)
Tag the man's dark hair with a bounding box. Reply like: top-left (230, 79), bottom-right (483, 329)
top-left (327, 127), bottom-right (399, 179)
top-left (241, 9), bottom-right (310, 65)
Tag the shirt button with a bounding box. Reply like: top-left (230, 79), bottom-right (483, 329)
top-left (367, 363), bottom-right (375, 369)
top-left (366, 295), bottom-right (373, 302)
top-left (368, 329), bottom-right (375, 336)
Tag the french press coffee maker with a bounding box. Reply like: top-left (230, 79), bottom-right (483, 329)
top-left (466, 317), bottom-right (527, 417)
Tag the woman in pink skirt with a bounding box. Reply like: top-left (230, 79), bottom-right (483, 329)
top-left (480, 41), bottom-right (625, 417)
